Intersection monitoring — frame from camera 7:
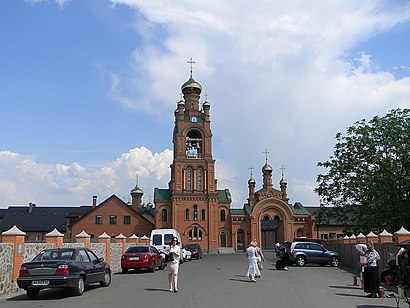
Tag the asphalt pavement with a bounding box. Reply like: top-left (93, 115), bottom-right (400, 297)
top-left (0, 252), bottom-right (407, 308)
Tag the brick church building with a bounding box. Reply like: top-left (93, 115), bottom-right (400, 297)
top-left (154, 65), bottom-right (316, 253)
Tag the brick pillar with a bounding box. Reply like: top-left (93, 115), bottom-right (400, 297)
top-left (394, 227), bottom-right (410, 244)
top-left (98, 232), bottom-right (111, 264)
top-left (378, 230), bottom-right (393, 244)
top-left (75, 230), bottom-right (91, 248)
top-left (357, 233), bottom-right (366, 244)
top-left (366, 231), bottom-right (378, 244)
top-left (115, 233), bottom-right (127, 255)
top-left (377, 230), bottom-right (393, 271)
top-left (140, 235), bottom-right (150, 246)
top-left (2, 225), bottom-right (26, 281)
top-left (45, 228), bottom-right (64, 248)
top-left (128, 234), bottom-right (139, 246)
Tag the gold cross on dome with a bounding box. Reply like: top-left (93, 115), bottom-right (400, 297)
top-left (263, 149), bottom-right (270, 163)
top-left (248, 165), bottom-right (254, 177)
top-left (280, 166), bottom-right (286, 178)
top-left (187, 57), bottom-right (196, 77)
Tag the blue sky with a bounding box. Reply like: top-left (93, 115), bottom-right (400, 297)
top-left (1, 0), bottom-right (410, 208)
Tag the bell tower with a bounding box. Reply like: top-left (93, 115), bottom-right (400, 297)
top-left (154, 59), bottom-right (232, 253)
top-left (169, 58), bottom-right (217, 195)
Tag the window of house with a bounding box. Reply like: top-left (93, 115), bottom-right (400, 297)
top-left (161, 209), bottom-right (168, 222)
top-left (35, 235), bottom-right (41, 242)
top-left (185, 209), bottom-right (190, 220)
top-left (220, 209), bottom-right (226, 222)
top-left (197, 167), bottom-right (203, 191)
top-left (201, 209), bottom-right (206, 220)
top-left (193, 204), bottom-right (198, 220)
top-left (188, 227), bottom-right (202, 241)
top-left (187, 167), bottom-right (192, 191)
top-left (124, 215), bottom-right (131, 225)
top-left (109, 215), bottom-right (117, 225)
top-left (95, 215), bottom-right (103, 225)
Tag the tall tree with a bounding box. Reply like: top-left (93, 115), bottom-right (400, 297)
top-left (315, 108), bottom-right (410, 232)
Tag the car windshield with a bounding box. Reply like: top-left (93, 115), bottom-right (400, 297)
top-left (126, 246), bottom-right (149, 253)
top-left (33, 249), bottom-right (74, 261)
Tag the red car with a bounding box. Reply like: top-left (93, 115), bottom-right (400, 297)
top-left (121, 246), bottom-right (165, 274)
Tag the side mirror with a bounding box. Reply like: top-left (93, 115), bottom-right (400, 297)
top-left (98, 257), bottom-right (104, 263)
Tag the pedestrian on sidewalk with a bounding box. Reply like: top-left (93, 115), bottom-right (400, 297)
top-left (164, 236), bottom-right (181, 293)
top-left (246, 241), bottom-right (260, 282)
top-left (361, 242), bottom-right (381, 298)
top-left (255, 242), bottom-right (265, 277)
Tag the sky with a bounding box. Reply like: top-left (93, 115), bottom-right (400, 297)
top-left (1, 0), bottom-right (410, 209)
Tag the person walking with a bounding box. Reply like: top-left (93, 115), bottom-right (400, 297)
top-left (361, 242), bottom-right (381, 298)
top-left (255, 242), bottom-right (265, 277)
top-left (277, 246), bottom-right (289, 271)
top-left (164, 236), bottom-right (181, 292)
top-left (246, 241), bottom-right (260, 282)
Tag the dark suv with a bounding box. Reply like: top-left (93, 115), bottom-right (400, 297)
top-left (288, 241), bottom-right (340, 267)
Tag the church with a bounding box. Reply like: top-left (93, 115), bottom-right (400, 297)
top-left (154, 63), bottom-right (316, 253)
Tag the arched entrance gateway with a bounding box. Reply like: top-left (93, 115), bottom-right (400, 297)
top-left (231, 160), bottom-right (316, 251)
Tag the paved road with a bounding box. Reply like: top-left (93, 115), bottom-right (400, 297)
top-left (0, 252), bottom-right (405, 308)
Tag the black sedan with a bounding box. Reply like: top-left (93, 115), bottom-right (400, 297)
top-left (17, 247), bottom-right (111, 297)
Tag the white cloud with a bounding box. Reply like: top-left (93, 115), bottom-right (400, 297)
top-left (0, 148), bottom-right (172, 206)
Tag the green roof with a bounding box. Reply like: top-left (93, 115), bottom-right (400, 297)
top-left (217, 189), bottom-right (232, 203)
top-left (292, 202), bottom-right (311, 215)
top-left (230, 209), bottom-right (245, 215)
top-left (153, 188), bottom-right (232, 203)
top-left (154, 188), bottom-right (171, 202)
top-left (256, 187), bottom-right (282, 194)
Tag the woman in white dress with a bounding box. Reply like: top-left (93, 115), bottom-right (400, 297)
top-left (164, 237), bottom-right (181, 292)
top-left (246, 241), bottom-right (260, 282)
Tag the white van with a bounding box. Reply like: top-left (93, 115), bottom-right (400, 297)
top-left (150, 229), bottom-right (181, 253)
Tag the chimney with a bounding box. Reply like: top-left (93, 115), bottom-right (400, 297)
top-left (92, 196), bottom-right (97, 208)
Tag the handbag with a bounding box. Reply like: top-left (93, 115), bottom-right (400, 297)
top-left (165, 253), bottom-right (174, 263)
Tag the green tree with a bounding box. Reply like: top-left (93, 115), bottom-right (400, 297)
top-left (315, 108), bottom-right (410, 232)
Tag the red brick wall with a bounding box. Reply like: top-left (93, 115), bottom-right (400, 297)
top-left (71, 197), bottom-right (153, 239)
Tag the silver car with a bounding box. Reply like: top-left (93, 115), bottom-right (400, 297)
top-left (289, 241), bottom-right (340, 267)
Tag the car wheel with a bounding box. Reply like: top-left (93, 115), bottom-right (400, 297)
top-left (149, 261), bottom-right (156, 272)
top-left (296, 256), bottom-right (306, 267)
top-left (73, 276), bottom-right (85, 296)
top-left (330, 257), bottom-right (340, 267)
top-left (100, 270), bottom-right (111, 287)
top-left (26, 288), bottom-right (39, 298)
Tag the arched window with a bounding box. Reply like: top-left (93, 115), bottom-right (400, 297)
top-left (187, 167), bottom-right (193, 191)
top-left (201, 209), bottom-right (206, 220)
top-left (161, 209), bottom-right (168, 222)
top-left (185, 209), bottom-right (190, 220)
top-left (220, 209), bottom-right (226, 222)
top-left (188, 227), bottom-right (203, 241)
top-left (193, 204), bottom-right (198, 220)
top-left (197, 167), bottom-right (203, 191)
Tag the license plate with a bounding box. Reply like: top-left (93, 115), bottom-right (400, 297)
top-left (129, 257), bottom-right (139, 261)
top-left (32, 280), bottom-right (49, 286)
